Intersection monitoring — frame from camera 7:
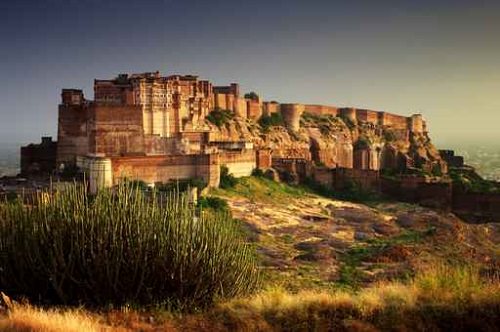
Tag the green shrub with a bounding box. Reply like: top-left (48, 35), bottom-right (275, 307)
top-left (251, 168), bottom-right (265, 177)
top-left (383, 130), bottom-right (397, 142)
top-left (302, 177), bottom-right (381, 203)
top-left (220, 165), bottom-right (238, 189)
top-left (206, 108), bottom-right (234, 127)
top-left (156, 177), bottom-right (207, 193)
top-left (0, 182), bottom-right (259, 309)
top-left (59, 164), bottom-right (81, 180)
top-left (258, 113), bottom-right (284, 132)
top-left (449, 168), bottom-right (499, 193)
top-left (244, 92), bottom-right (259, 101)
top-left (354, 137), bottom-right (371, 150)
top-left (197, 196), bottom-right (229, 213)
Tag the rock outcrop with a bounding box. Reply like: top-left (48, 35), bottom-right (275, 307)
top-left (209, 110), bottom-right (445, 174)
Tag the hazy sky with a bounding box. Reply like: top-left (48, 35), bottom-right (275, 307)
top-left (1, 0), bottom-right (499, 148)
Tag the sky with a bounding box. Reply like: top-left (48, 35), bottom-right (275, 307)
top-left (0, 0), bottom-right (499, 148)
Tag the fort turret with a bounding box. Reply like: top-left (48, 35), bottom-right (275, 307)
top-left (280, 103), bottom-right (305, 132)
top-left (409, 114), bottom-right (424, 133)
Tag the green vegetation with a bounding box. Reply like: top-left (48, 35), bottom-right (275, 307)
top-left (197, 196), bottom-right (229, 213)
top-left (219, 165), bottom-right (238, 189)
top-left (449, 168), bottom-right (500, 193)
top-left (258, 112), bottom-right (284, 132)
top-left (0, 171), bottom-right (498, 330)
top-left (244, 91), bottom-right (259, 100)
top-left (218, 172), bottom-right (381, 205)
top-left (383, 129), bottom-right (397, 142)
top-left (59, 164), bottom-right (81, 180)
top-left (338, 228), bottom-right (435, 289)
top-left (0, 182), bottom-right (259, 309)
top-left (156, 177), bottom-right (207, 192)
top-left (380, 168), bottom-right (401, 180)
top-left (215, 175), bottom-right (310, 204)
top-left (206, 108), bottom-right (234, 127)
top-left (302, 176), bottom-right (382, 203)
top-left (354, 136), bottom-right (371, 150)
top-left (251, 168), bottom-right (265, 177)
top-left (431, 163), bottom-right (443, 177)
top-left (211, 264), bottom-right (499, 332)
top-left (3, 263), bottom-right (498, 331)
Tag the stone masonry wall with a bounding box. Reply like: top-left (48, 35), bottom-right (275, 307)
top-left (220, 149), bottom-right (256, 177)
top-left (111, 153), bottom-right (220, 187)
top-left (89, 104), bottom-right (144, 156)
top-left (304, 104), bottom-right (338, 117)
top-left (57, 103), bottom-right (90, 165)
top-left (281, 104), bottom-right (305, 131)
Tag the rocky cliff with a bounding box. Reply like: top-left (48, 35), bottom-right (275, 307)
top-left (208, 111), bottom-right (445, 174)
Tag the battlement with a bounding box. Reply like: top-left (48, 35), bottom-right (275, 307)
top-left (297, 105), bottom-right (425, 133)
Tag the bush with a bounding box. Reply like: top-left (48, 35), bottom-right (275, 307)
top-left (220, 165), bottom-right (238, 189)
top-left (0, 182), bottom-right (259, 308)
top-left (384, 130), bottom-right (397, 142)
top-left (206, 108), bottom-right (234, 127)
top-left (302, 177), bottom-right (381, 203)
top-left (156, 177), bottom-right (207, 193)
top-left (251, 168), bottom-right (265, 177)
top-left (197, 196), bottom-right (229, 213)
top-left (244, 92), bottom-right (259, 101)
top-left (258, 113), bottom-right (284, 132)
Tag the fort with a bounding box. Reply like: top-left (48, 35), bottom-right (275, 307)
top-left (22, 70), bottom-right (428, 190)
top-left (18, 70), bottom-right (500, 222)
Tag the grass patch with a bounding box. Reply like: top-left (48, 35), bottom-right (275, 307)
top-left (197, 196), bottom-right (229, 213)
top-left (214, 176), bottom-right (311, 204)
top-left (337, 228), bottom-right (436, 289)
top-left (212, 263), bottom-right (499, 332)
top-left (302, 176), bottom-right (384, 205)
top-left (449, 167), bottom-right (500, 194)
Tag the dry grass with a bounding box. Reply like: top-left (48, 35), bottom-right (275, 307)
top-left (0, 264), bottom-right (498, 331)
top-left (211, 263), bottom-right (500, 331)
top-left (0, 305), bottom-right (102, 332)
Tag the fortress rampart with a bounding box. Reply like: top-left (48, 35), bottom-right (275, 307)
top-left (304, 104), bottom-right (338, 117)
top-left (28, 70), bottom-right (439, 193)
top-left (280, 103), bottom-right (305, 131)
top-left (262, 101), bottom-right (280, 117)
top-left (19, 70), bottom-right (500, 222)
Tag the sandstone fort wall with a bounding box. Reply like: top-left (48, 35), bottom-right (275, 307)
top-left (280, 104), bottom-right (305, 132)
top-left (110, 154), bottom-right (220, 187)
top-left (304, 104), bottom-right (338, 117)
top-left (220, 149), bottom-right (256, 177)
top-left (89, 105), bottom-right (144, 156)
top-left (57, 103), bottom-right (89, 165)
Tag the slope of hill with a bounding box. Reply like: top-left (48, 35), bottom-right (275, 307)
top-left (211, 176), bottom-right (499, 291)
top-left (0, 176), bottom-right (498, 331)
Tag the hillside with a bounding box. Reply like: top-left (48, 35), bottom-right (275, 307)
top-left (212, 176), bottom-right (499, 291)
top-left (1, 177), bottom-right (499, 331)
